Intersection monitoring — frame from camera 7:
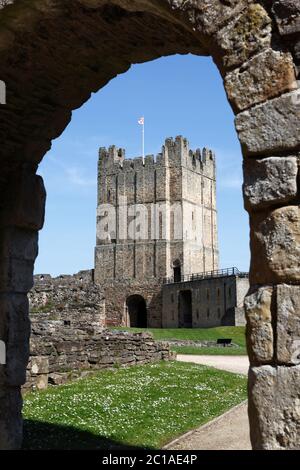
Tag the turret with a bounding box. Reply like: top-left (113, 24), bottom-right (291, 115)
top-left (99, 145), bottom-right (125, 171)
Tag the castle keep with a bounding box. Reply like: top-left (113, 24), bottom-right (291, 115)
top-left (31, 136), bottom-right (247, 329)
top-left (95, 136), bottom-right (219, 327)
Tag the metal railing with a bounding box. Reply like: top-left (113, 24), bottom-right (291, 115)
top-left (163, 267), bottom-right (248, 285)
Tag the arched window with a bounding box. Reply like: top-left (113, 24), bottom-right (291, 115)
top-left (173, 259), bottom-right (181, 283)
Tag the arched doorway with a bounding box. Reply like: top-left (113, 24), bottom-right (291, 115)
top-left (126, 295), bottom-right (147, 328)
top-left (0, 0), bottom-right (299, 451)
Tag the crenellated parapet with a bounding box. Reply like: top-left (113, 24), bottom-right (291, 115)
top-left (98, 136), bottom-right (216, 180)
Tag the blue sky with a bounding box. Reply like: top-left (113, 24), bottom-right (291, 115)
top-left (35, 54), bottom-right (250, 276)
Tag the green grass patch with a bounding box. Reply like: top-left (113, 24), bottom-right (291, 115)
top-left (111, 326), bottom-right (246, 346)
top-left (172, 346), bottom-right (247, 356)
top-left (23, 361), bottom-right (247, 450)
top-left (111, 326), bottom-right (246, 353)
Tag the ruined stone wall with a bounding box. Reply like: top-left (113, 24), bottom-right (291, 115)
top-left (103, 279), bottom-right (162, 328)
top-left (25, 321), bottom-right (172, 391)
top-left (162, 275), bottom-right (248, 328)
top-left (29, 271), bottom-right (161, 328)
top-left (1, 0), bottom-right (300, 451)
top-left (29, 270), bottom-right (105, 326)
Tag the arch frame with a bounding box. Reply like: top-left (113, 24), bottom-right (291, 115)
top-left (0, 0), bottom-right (299, 449)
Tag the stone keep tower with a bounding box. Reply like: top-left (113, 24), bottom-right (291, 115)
top-left (95, 136), bottom-right (219, 327)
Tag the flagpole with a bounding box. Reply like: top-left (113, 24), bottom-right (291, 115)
top-left (142, 120), bottom-right (145, 164)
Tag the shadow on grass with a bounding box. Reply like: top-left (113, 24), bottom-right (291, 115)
top-left (23, 420), bottom-right (150, 450)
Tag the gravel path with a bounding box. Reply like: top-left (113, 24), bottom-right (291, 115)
top-left (163, 354), bottom-right (251, 450)
top-left (164, 401), bottom-right (251, 450)
top-left (176, 354), bottom-right (249, 375)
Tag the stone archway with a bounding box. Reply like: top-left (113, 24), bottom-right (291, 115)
top-left (0, 0), bottom-right (299, 450)
top-left (126, 295), bottom-right (147, 328)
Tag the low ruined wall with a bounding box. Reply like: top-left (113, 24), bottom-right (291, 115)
top-left (29, 270), bottom-right (105, 325)
top-left (25, 321), bottom-right (172, 390)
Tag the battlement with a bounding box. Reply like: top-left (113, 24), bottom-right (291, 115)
top-left (98, 136), bottom-right (216, 178)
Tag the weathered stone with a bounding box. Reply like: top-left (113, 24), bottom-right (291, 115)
top-left (169, 0), bottom-right (248, 37)
top-left (276, 284), bottom-right (300, 365)
top-left (249, 365), bottom-right (300, 449)
top-left (48, 373), bottom-right (66, 386)
top-left (0, 228), bottom-right (38, 262)
top-left (0, 387), bottom-right (22, 450)
top-left (0, 0), bottom-right (298, 452)
top-left (213, 4), bottom-right (272, 72)
top-left (0, 293), bottom-right (30, 386)
top-left (225, 49), bottom-right (297, 112)
top-left (30, 356), bottom-right (49, 375)
top-left (250, 206), bottom-right (300, 284)
top-left (35, 374), bottom-right (48, 390)
top-left (243, 156), bottom-right (299, 210)
top-left (3, 172), bottom-right (46, 231)
top-left (25, 322), bottom-right (173, 390)
top-left (272, 0), bottom-right (300, 36)
top-left (244, 286), bottom-right (274, 364)
top-left (236, 90), bottom-right (300, 156)
top-left (0, 258), bottom-right (35, 293)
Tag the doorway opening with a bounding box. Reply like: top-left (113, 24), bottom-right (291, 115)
top-left (126, 295), bottom-right (147, 328)
top-left (178, 290), bottom-right (192, 328)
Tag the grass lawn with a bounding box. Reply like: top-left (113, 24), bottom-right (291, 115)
top-left (173, 346), bottom-right (247, 355)
top-left (23, 361), bottom-right (247, 450)
top-left (111, 326), bottom-right (247, 356)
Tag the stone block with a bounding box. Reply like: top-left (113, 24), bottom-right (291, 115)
top-left (0, 293), bottom-right (30, 386)
top-left (272, 0), bottom-right (300, 36)
top-left (243, 156), bottom-right (298, 210)
top-left (0, 227), bottom-right (38, 261)
top-left (35, 374), bottom-right (48, 390)
top-left (249, 365), bottom-right (300, 449)
top-left (30, 356), bottom-right (49, 375)
top-left (48, 373), bottom-right (66, 386)
top-left (169, 0), bottom-right (247, 36)
top-left (0, 257), bottom-right (34, 293)
top-left (225, 49), bottom-right (297, 112)
top-left (4, 172), bottom-right (46, 231)
top-left (250, 206), bottom-right (300, 284)
top-left (235, 90), bottom-right (300, 156)
top-left (276, 284), bottom-right (300, 365)
top-left (213, 3), bottom-right (272, 71)
top-left (244, 286), bottom-right (274, 364)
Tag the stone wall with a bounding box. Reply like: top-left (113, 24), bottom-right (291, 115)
top-left (162, 274), bottom-right (249, 328)
top-left (25, 321), bottom-right (172, 391)
top-left (103, 279), bottom-right (162, 327)
top-left (1, 0), bottom-right (300, 450)
top-left (29, 270), bottom-right (105, 326)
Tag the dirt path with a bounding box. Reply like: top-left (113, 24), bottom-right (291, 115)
top-left (164, 401), bottom-right (251, 450)
top-left (176, 354), bottom-right (249, 375)
top-left (163, 355), bottom-right (251, 450)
